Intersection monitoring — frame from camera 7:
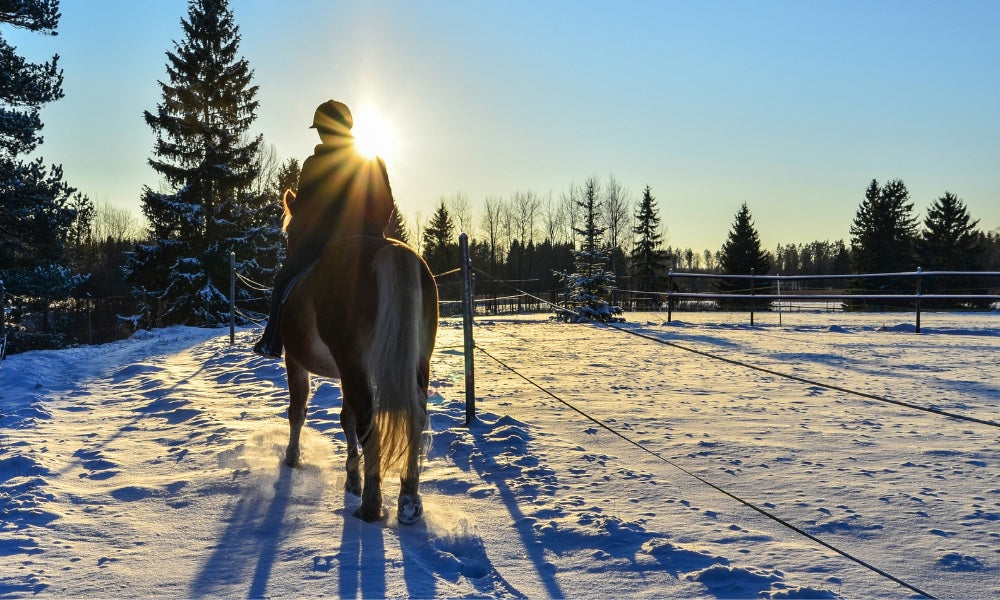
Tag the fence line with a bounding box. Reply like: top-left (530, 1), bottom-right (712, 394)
top-left (473, 342), bottom-right (935, 599)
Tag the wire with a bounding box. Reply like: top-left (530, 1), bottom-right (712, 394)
top-left (474, 343), bottom-right (936, 599)
top-left (475, 269), bottom-right (1000, 430)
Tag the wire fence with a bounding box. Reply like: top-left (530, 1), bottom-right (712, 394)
top-left (463, 258), bottom-right (1000, 598)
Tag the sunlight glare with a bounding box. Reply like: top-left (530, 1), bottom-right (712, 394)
top-left (351, 108), bottom-right (396, 161)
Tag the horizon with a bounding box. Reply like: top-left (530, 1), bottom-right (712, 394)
top-left (6, 0), bottom-right (1000, 252)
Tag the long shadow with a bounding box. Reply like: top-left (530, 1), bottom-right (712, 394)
top-left (466, 419), bottom-right (564, 598)
top-left (398, 520), bottom-right (436, 599)
top-left (336, 499), bottom-right (387, 599)
top-left (188, 462), bottom-right (292, 598)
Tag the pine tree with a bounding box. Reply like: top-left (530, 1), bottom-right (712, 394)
top-left (125, 0), bottom-right (268, 326)
top-left (386, 202), bottom-right (410, 244)
top-left (629, 185), bottom-right (667, 304)
top-left (421, 199), bottom-right (456, 277)
top-left (1, 0), bottom-right (93, 350)
top-left (558, 176), bottom-right (623, 322)
top-left (848, 178), bottom-right (917, 304)
top-left (917, 192), bottom-right (986, 307)
top-left (717, 203), bottom-right (772, 309)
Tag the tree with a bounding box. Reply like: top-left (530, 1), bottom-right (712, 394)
top-left (917, 192), bottom-right (986, 307)
top-left (848, 178), bottom-right (917, 303)
top-left (603, 174), bottom-right (631, 285)
top-left (717, 203), bottom-right (772, 308)
top-left (558, 176), bottom-right (622, 322)
top-left (629, 185), bottom-right (667, 304)
top-left (421, 199), bottom-right (456, 278)
top-left (124, 0), bottom-right (273, 326)
top-left (1, 0), bottom-right (94, 351)
top-left (385, 201), bottom-right (409, 244)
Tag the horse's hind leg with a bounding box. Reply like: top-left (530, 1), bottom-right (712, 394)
top-left (340, 404), bottom-right (362, 496)
top-left (342, 372), bottom-right (383, 522)
top-left (284, 358), bottom-right (310, 467)
top-left (398, 357), bottom-right (431, 525)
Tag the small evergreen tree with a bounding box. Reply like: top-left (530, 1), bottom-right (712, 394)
top-left (630, 185), bottom-right (667, 307)
top-left (386, 202), bottom-right (410, 244)
top-left (558, 176), bottom-right (623, 322)
top-left (421, 199), bottom-right (456, 278)
top-left (125, 0), bottom-right (271, 326)
top-left (917, 192), bottom-right (986, 307)
top-left (717, 203), bottom-right (772, 309)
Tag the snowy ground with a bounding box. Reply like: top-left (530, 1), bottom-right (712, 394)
top-left (1, 310), bottom-right (997, 598)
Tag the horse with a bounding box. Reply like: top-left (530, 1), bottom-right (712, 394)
top-left (277, 189), bottom-right (438, 524)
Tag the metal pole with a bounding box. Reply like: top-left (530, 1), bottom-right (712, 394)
top-left (777, 274), bottom-right (782, 327)
top-left (459, 233), bottom-right (476, 425)
top-left (750, 268), bottom-right (756, 327)
top-left (229, 251), bottom-right (236, 345)
top-left (667, 269), bottom-right (674, 323)
top-left (915, 267), bottom-right (922, 334)
top-left (0, 279), bottom-right (6, 361)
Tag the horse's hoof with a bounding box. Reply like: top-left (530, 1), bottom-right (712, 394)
top-left (344, 478), bottom-right (362, 497)
top-left (397, 493), bottom-right (423, 525)
top-left (354, 505), bottom-right (387, 523)
top-left (283, 453), bottom-right (300, 468)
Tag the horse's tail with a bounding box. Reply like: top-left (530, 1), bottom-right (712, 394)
top-left (366, 244), bottom-right (433, 476)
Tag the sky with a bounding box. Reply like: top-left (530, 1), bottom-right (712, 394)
top-left (7, 0), bottom-right (1000, 252)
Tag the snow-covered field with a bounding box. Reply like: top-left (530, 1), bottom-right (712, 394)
top-left (1, 311), bottom-right (997, 598)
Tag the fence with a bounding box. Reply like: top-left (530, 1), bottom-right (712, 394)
top-left (662, 269), bottom-right (1000, 332)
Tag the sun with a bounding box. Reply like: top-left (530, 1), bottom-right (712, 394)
top-left (351, 107), bottom-right (396, 161)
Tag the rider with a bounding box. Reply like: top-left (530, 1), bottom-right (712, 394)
top-left (253, 100), bottom-right (395, 358)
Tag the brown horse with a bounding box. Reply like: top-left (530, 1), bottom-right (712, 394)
top-left (277, 189), bottom-right (438, 524)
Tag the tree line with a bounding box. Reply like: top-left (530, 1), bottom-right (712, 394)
top-left (3, 1), bottom-right (999, 353)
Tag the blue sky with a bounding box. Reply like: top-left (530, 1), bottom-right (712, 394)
top-left (7, 0), bottom-right (1000, 252)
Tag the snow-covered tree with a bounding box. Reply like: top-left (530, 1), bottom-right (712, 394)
top-left (1, 0), bottom-right (93, 350)
top-left (125, 0), bottom-right (278, 326)
top-left (558, 176), bottom-right (623, 322)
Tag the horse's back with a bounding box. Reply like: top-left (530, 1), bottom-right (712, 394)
top-left (280, 236), bottom-right (436, 377)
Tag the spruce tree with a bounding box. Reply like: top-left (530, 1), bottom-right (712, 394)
top-left (125, 0), bottom-right (268, 326)
top-left (917, 192), bottom-right (986, 307)
top-left (1, 0), bottom-right (92, 350)
top-left (717, 203), bottom-right (771, 309)
top-left (630, 185), bottom-right (667, 305)
top-left (848, 178), bottom-right (917, 303)
top-left (386, 202), bottom-right (410, 244)
top-left (558, 176), bottom-right (622, 322)
top-left (421, 199), bottom-right (456, 277)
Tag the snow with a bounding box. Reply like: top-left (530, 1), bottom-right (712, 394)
top-left (1, 311), bottom-right (998, 598)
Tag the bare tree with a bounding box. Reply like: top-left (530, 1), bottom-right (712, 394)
top-left (480, 195), bottom-right (505, 269)
top-left (448, 192), bottom-right (473, 237)
top-left (603, 174), bottom-right (631, 280)
top-left (511, 189), bottom-right (540, 246)
top-left (560, 182), bottom-right (582, 248)
top-left (93, 198), bottom-right (142, 242)
top-left (541, 190), bottom-right (564, 244)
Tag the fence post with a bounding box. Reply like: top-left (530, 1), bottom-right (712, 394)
top-left (777, 274), bottom-right (782, 327)
top-left (667, 269), bottom-right (674, 323)
top-left (0, 279), bottom-right (6, 361)
top-left (915, 267), bottom-right (922, 334)
top-left (229, 251), bottom-right (236, 345)
top-left (459, 233), bottom-right (476, 425)
top-left (749, 268), bottom-right (756, 326)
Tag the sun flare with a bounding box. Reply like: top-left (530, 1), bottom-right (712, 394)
top-left (351, 108), bottom-right (396, 161)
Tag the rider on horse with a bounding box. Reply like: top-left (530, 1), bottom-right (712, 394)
top-left (254, 100), bottom-right (395, 358)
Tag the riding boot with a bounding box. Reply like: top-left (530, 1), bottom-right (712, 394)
top-left (253, 322), bottom-right (283, 359)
